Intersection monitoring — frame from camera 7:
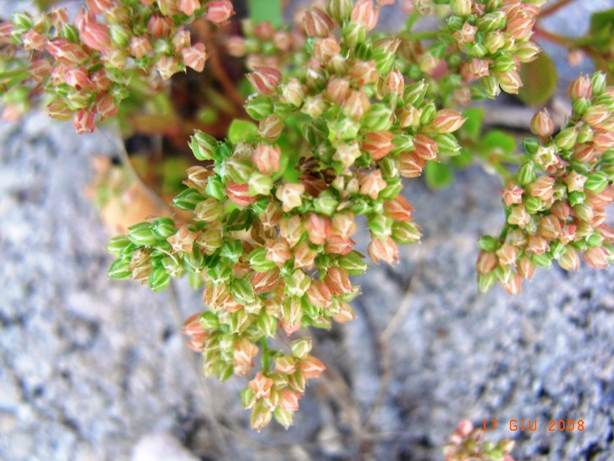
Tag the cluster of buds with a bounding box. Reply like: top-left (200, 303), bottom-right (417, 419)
top-left (478, 72), bottom-right (614, 294)
top-left (0, 0), bottom-right (235, 132)
top-left (443, 419), bottom-right (515, 461)
top-left (106, 0), bottom-right (471, 429)
top-left (225, 18), bottom-right (306, 71)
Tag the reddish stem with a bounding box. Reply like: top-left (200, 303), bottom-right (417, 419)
top-left (538, 0), bottom-right (577, 19)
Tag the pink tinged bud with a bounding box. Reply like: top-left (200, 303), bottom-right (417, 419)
top-left (468, 59), bottom-right (490, 80)
top-left (559, 246), bottom-right (580, 271)
top-left (367, 235), bottom-right (399, 265)
top-left (530, 109), bottom-right (554, 138)
top-left (147, 16), bottom-right (173, 39)
top-left (280, 215), bottom-right (305, 247)
top-left (313, 37), bottom-right (341, 62)
top-left (559, 224), bottom-right (577, 245)
top-left (279, 389), bottom-right (301, 412)
top-left (342, 90), bottom-right (371, 121)
top-left (22, 29), bottom-right (45, 51)
top-left (226, 182), bottom-right (257, 208)
top-left (325, 236), bottom-right (355, 256)
top-left (249, 373), bottom-right (274, 399)
top-left (29, 60), bottom-right (52, 83)
top-left (398, 106), bottom-right (421, 128)
top-left (414, 134), bottom-right (439, 161)
top-left (129, 36), bottom-right (153, 59)
top-left (385, 67), bottom-right (404, 95)
top-left (86, 0), bottom-right (115, 15)
top-left (593, 130), bottom-right (614, 152)
top-left (360, 170), bottom-right (387, 200)
top-left (599, 224), bottom-right (614, 243)
top-left (304, 7), bottom-right (335, 38)
top-left (206, 0), bottom-right (235, 26)
top-left (351, 61), bottom-right (379, 87)
top-left (46, 39), bottom-right (88, 65)
top-left (397, 152), bottom-right (425, 178)
top-left (506, 16), bottom-right (535, 40)
top-left (323, 266), bottom-right (352, 296)
top-left (80, 22), bottom-right (112, 52)
top-left (182, 313), bottom-right (205, 336)
top-left (266, 240), bottom-right (292, 267)
top-left (51, 7), bottom-right (69, 29)
top-left (496, 243), bottom-right (519, 266)
top-left (352, 0), bottom-right (378, 31)
top-left (361, 131), bottom-right (394, 161)
top-left (332, 301), bottom-right (357, 323)
top-left (453, 22), bottom-right (477, 46)
top-left (259, 114), bottom-right (284, 142)
top-left (497, 70), bottom-right (522, 94)
top-left (526, 234), bottom-right (549, 255)
top-left (517, 255), bottom-right (536, 280)
top-left (156, 55), bottom-right (181, 80)
top-left (253, 143), bottom-right (281, 175)
top-left (476, 250), bottom-right (498, 274)
top-left (501, 273), bottom-right (522, 295)
top-left (252, 268), bottom-right (281, 293)
top-left (187, 333), bottom-right (206, 352)
top-left (226, 36), bottom-right (246, 57)
top-left (47, 99), bottom-right (73, 121)
top-left (583, 246), bottom-right (609, 269)
top-left (538, 215), bottom-right (561, 240)
top-left (281, 297), bottom-right (302, 335)
top-left (298, 356), bottom-right (326, 379)
top-left (178, 0), bottom-right (201, 16)
top-left (384, 195), bottom-right (413, 221)
top-left (572, 143), bottom-right (597, 163)
top-left (233, 338), bottom-right (258, 376)
top-left (430, 109), bottom-right (466, 133)
top-left (255, 23), bottom-right (275, 41)
top-left (72, 110), bottom-right (96, 135)
top-left (306, 280), bottom-right (332, 307)
top-left (568, 74), bottom-right (592, 99)
top-left (247, 66), bottom-right (282, 96)
top-left (325, 78), bottom-right (351, 106)
top-left (305, 213), bottom-right (332, 245)
top-left (293, 241), bottom-right (318, 269)
top-left (168, 225), bottom-right (198, 253)
top-left (564, 170), bottom-right (587, 193)
top-left (507, 204), bottom-right (529, 228)
top-left (332, 212), bottom-right (357, 239)
top-left (94, 93), bottom-right (119, 120)
top-left (583, 105), bottom-right (609, 128)
top-left (91, 69), bottom-right (112, 92)
top-left (551, 201), bottom-right (571, 221)
top-left (64, 67), bottom-right (90, 90)
top-left (182, 43), bottom-right (207, 72)
top-left (250, 400), bottom-right (272, 432)
top-left (528, 176), bottom-right (555, 201)
top-left (301, 95), bottom-right (328, 118)
top-left (501, 181), bottom-right (523, 206)
top-left (281, 78), bottom-right (306, 107)
top-left (0, 22), bottom-right (13, 44)
top-left (276, 182), bottom-right (305, 212)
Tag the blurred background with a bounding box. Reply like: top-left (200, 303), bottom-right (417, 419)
top-left (1, 1), bottom-right (614, 460)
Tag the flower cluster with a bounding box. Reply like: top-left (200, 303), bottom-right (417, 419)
top-left (478, 72), bottom-right (614, 294)
top-left (0, 0), bottom-right (234, 132)
top-left (443, 419), bottom-right (515, 461)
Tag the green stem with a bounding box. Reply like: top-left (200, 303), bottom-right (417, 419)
top-left (405, 30), bottom-right (439, 41)
top-left (405, 12), bottom-right (420, 32)
top-left (0, 68), bottom-right (29, 80)
top-left (260, 337), bottom-right (270, 371)
top-left (247, 0), bottom-right (282, 27)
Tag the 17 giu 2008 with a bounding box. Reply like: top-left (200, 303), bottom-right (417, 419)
top-left (483, 419), bottom-right (585, 432)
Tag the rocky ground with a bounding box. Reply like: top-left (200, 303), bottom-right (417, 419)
top-left (2, 1), bottom-right (614, 461)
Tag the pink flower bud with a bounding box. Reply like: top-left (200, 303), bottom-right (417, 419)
top-left (476, 250), bottom-right (498, 274)
top-left (430, 109), bottom-right (466, 133)
top-left (414, 134), bottom-right (439, 161)
top-left (86, 0), bottom-right (115, 15)
top-left (304, 7), bottom-right (334, 38)
top-left (293, 241), bottom-right (318, 269)
top-left (325, 77), bottom-right (351, 106)
top-left (568, 74), bottom-right (592, 99)
top-left (80, 21), bottom-right (112, 52)
top-left (253, 143), bottom-right (281, 176)
top-left (225, 36), bottom-right (246, 57)
top-left (497, 70), bottom-right (522, 94)
top-left (325, 236), bottom-right (355, 255)
top-left (28, 60), bottom-right (52, 83)
top-left (359, 170), bottom-right (387, 199)
top-left (367, 235), bottom-right (399, 265)
top-left (281, 78), bottom-right (306, 107)
top-left (298, 355), bottom-right (326, 378)
top-left (72, 109), bottom-right (96, 135)
top-left (259, 114), bottom-right (285, 142)
top-left (306, 280), bottom-right (332, 307)
top-left (249, 372), bottom-right (274, 399)
top-left (206, 0), bottom-right (235, 26)
top-left (178, 0), bottom-right (201, 16)
top-left (361, 131), bottom-right (393, 161)
top-left (129, 36), bottom-right (153, 59)
top-left (501, 273), bottom-right (522, 295)
top-left (496, 243), bottom-right (519, 266)
top-left (384, 195), bottom-right (413, 221)
top-left (182, 313), bottom-right (205, 336)
top-left (558, 246), bottom-right (580, 271)
top-left (352, 0), bottom-right (378, 31)
top-left (64, 66), bottom-right (91, 90)
top-left (280, 215), bottom-right (305, 247)
top-left (323, 266), bottom-right (352, 296)
top-left (22, 29), bottom-right (45, 51)
top-left (583, 246), bottom-right (609, 269)
top-left (0, 22), bottom-right (13, 44)
top-left (276, 182), bottom-right (305, 212)
top-left (537, 215), bottom-right (561, 240)
top-left (384, 67), bottom-right (404, 95)
top-left (46, 39), bottom-right (88, 65)
top-left (313, 36), bottom-right (341, 62)
top-left (156, 55), bottom-right (181, 80)
top-left (279, 389), bottom-right (301, 412)
top-left (398, 106), bottom-right (422, 128)
top-left (168, 225), bottom-right (198, 253)
top-left (305, 213), bottom-right (332, 245)
top-left (342, 90), bottom-right (370, 121)
top-left (90, 69), bottom-right (112, 92)
top-left (233, 337), bottom-right (258, 376)
top-left (506, 16), bottom-right (534, 40)
top-left (396, 151), bottom-right (425, 178)
top-left (247, 66), bottom-right (282, 96)
top-left (583, 105), bottom-right (609, 128)
top-left (252, 268), bottom-right (281, 293)
top-left (181, 43), bottom-right (207, 72)
top-left (147, 15), bottom-right (173, 38)
top-left (351, 60), bottom-right (379, 87)
top-left (500, 181), bottom-right (524, 206)
top-left (526, 234), bottom-right (549, 255)
top-left (226, 182), bottom-right (257, 208)
top-left (94, 93), bottom-right (119, 119)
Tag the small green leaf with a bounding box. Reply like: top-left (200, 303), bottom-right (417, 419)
top-left (450, 148), bottom-right (473, 168)
top-left (478, 130), bottom-right (516, 156)
top-left (248, 0), bottom-right (282, 27)
top-left (228, 119), bottom-right (259, 144)
top-left (518, 52), bottom-right (557, 106)
top-left (461, 107), bottom-right (484, 139)
top-left (424, 160), bottom-right (453, 189)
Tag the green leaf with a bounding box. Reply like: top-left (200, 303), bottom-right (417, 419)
top-left (424, 160), bottom-right (453, 189)
top-left (478, 130), bottom-right (516, 156)
top-left (228, 119), bottom-right (259, 144)
top-left (450, 148), bottom-right (473, 168)
top-left (590, 8), bottom-right (614, 36)
top-left (461, 107), bottom-right (484, 139)
top-left (248, 0), bottom-right (283, 28)
top-left (518, 52), bottom-right (557, 106)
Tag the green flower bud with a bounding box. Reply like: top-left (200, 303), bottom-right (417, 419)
top-left (202, 178), bottom-right (223, 202)
top-left (591, 72), bottom-right (607, 96)
top-left (577, 123), bottom-right (593, 144)
top-left (106, 235), bottom-right (132, 257)
top-left (248, 172), bottom-right (273, 196)
top-left (420, 102), bottom-right (437, 126)
top-left (555, 127), bottom-right (578, 151)
top-left (326, 0), bottom-right (353, 25)
top-left (363, 104), bottom-right (393, 132)
top-left (391, 221), bottom-right (422, 244)
top-left (586, 233), bottom-right (603, 248)
top-left (148, 266), bottom-right (171, 292)
top-left (314, 191), bottom-right (339, 216)
top-left (493, 55), bottom-right (516, 73)
top-left (379, 156), bottom-right (399, 178)
top-left (450, 0), bottom-right (472, 16)
top-left (477, 11), bottom-right (506, 32)
top-left (128, 223), bottom-right (159, 246)
top-left (257, 311), bottom-right (277, 337)
top-left (329, 117), bottom-right (359, 141)
top-left (434, 133), bottom-right (461, 156)
top-left (240, 387), bottom-right (257, 409)
top-left (110, 24), bottom-right (130, 49)
top-left (183, 246), bottom-right (204, 271)
top-left (216, 362), bottom-right (234, 382)
top-left (190, 130), bottom-right (217, 160)
top-left (404, 80), bottom-right (427, 106)
top-left (550, 240), bottom-right (566, 260)
top-left (531, 253), bottom-right (552, 268)
top-left (338, 250), bottom-right (368, 275)
top-left (477, 272), bottom-right (497, 292)
top-left (151, 218), bottom-right (176, 239)
top-left (249, 248), bottom-right (277, 272)
top-left (523, 196), bottom-right (543, 214)
top-left (274, 407), bottom-right (294, 429)
top-left (480, 75), bottom-right (501, 99)
top-left (290, 337), bottom-right (312, 359)
top-left (108, 259), bottom-right (132, 280)
top-left (568, 191), bottom-right (586, 207)
top-left (379, 177), bottom-right (403, 200)
top-left (12, 12), bottom-right (33, 31)
top-left (572, 98), bottom-right (589, 116)
top-left (162, 256), bottom-right (184, 278)
top-left (172, 188), bottom-right (206, 211)
top-left (478, 236), bottom-right (498, 252)
top-left (515, 161), bottom-right (536, 187)
top-left (62, 24), bottom-right (80, 43)
top-left (368, 214), bottom-right (393, 238)
top-left (221, 240), bottom-right (243, 263)
top-left (446, 15), bottom-right (465, 31)
top-left (245, 95), bottom-right (274, 121)
top-left (232, 278), bottom-right (257, 306)
top-left (585, 171), bottom-right (608, 193)
top-left (342, 21), bottom-right (366, 47)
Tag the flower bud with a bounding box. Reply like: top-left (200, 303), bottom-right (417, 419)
top-left (182, 43), bottom-right (208, 72)
top-left (327, 0), bottom-right (353, 24)
top-left (281, 78), bottom-right (305, 107)
top-left (206, 0), bottom-right (235, 26)
top-left (530, 109), bottom-right (554, 139)
top-left (352, 0), bottom-right (378, 31)
top-left (583, 246), bottom-right (609, 269)
top-left (276, 182), bottom-right (305, 212)
top-left (450, 0), bottom-right (472, 15)
top-left (430, 109), bottom-right (466, 133)
top-left (72, 109), bottom-right (96, 135)
top-left (363, 104), bottom-right (394, 132)
top-left (367, 235), bottom-right (399, 265)
top-left (391, 221), bottom-right (421, 244)
top-left (226, 182), bottom-right (257, 207)
top-left (568, 74), bottom-right (592, 100)
top-left (304, 7), bottom-right (334, 38)
top-left (361, 131), bottom-right (394, 161)
top-left (247, 67), bottom-right (282, 96)
top-left (342, 90), bottom-right (371, 121)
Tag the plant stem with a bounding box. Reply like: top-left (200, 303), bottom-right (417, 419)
top-left (260, 337), bottom-right (270, 371)
top-left (405, 30), bottom-right (439, 41)
top-left (405, 12), bottom-right (420, 32)
top-left (532, 26), bottom-right (575, 48)
top-left (538, 0), bottom-right (577, 20)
